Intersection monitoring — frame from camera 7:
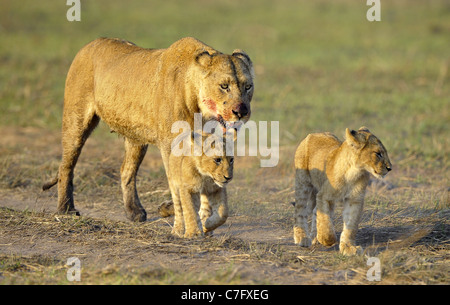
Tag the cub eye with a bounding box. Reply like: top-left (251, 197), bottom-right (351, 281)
top-left (220, 84), bottom-right (229, 90)
top-left (375, 152), bottom-right (383, 158)
top-left (245, 84), bottom-right (252, 91)
top-left (214, 158), bottom-right (222, 164)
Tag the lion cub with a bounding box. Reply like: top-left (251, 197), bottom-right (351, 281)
top-left (168, 132), bottom-right (234, 238)
top-left (293, 127), bottom-right (392, 255)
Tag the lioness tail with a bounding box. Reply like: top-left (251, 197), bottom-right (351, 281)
top-left (42, 175), bottom-right (58, 191)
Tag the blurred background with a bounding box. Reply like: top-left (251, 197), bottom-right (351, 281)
top-left (0, 0), bottom-right (448, 168)
top-left (0, 0), bottom-right (448, 285)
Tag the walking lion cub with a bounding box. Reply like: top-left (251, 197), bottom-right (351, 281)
top-left (169, 132), bottom-right (234, 238)
top-left (293, 127), bottom-right (392, 255)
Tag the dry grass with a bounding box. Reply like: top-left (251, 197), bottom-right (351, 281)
top-left (0, 127), bottom-right (449, 284)
top-left (0, 0), bottom-right (449, 285)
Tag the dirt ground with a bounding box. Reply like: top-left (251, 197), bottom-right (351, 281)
top-left (0, 126), bottom-right (448, 284)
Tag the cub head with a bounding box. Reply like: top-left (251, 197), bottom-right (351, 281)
top-left (345, 127), bottom-right (392, 179)
top-left (195, 49), bottom-right (254, 131)
top-left (193, 131), bottom-right (235, 188)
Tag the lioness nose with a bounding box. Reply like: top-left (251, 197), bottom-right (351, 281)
top-left (386, 166), bottom-right (392, 172)
top-left (233, 103), bottom-right (248, 119)
top-left (224, 175), bottom-right (232, 181)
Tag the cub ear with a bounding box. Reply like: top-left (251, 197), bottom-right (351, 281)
top-left (195, 51), bottom-right (213, 67)
top-left (345, 128), bottom-right (363, 148)
top-left (232, 49), bottom-right (254, 78)
top-left (358, 126), bottom-right (371, 133)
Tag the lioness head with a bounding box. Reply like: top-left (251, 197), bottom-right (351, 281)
top-left (193, 132), bottom-right (234, 188)
top-left (345, 127), bottom-right (392, 179)
top-left (195, 49), bottom-right (254, 131)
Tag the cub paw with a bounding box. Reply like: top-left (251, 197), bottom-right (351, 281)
top-left (296, 237), bottom-right (312, 247)
top-left (171, 226), bottom-right (184, 237)
top-left (317, 232), bottom-right (337, 247)
top-left (184, 229), bottom-right (204, 239)
top-left (293, 227), bottom-right (311, 247)
top-left (340, 243), bottom-right (363, 255)
top-left (158, 200), bottom-right (174, 217)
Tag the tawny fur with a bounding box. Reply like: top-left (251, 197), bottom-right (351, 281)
top-left (168, 133), bottom-right (233, 238)
top-left (293, 127), bottom-right (392, 255)
top-left (43, 37), bottom-right (253, 223)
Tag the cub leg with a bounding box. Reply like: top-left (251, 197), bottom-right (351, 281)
top-left (57, 112), bottom-right (99, 215)
top-left (340, 198), bottom-right (364, 255)
top-left (293, 170), bottom-right (314, 247)
top-left (311, 205), bottom-right (318, 245)
top-left (120, 138), bottom-right (148, 222)
top-left (180, 190), bottom-right (203, 238)
top-left (201, 188), bottom-right (228, 234)
top-left (199, 193), bottom-right (212, 235)
top-left (170, 188), bottom-right (185, 237)
top-left (316, 194), bottom-right (337, 246)
top-left (199, 194), bottom-right (212, 223)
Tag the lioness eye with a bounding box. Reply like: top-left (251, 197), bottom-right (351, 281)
top-left (375, 152), bottom-right (382, 158)
top-left (229, 157), bottom-right (234, 164)
top-left (245, 84), bottom-right (252, 91)
top-left (220, 84), bottom-right (229, 90)
top-left (214, 158), bottom-right (222, 164)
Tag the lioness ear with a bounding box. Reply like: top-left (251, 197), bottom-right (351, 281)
top-left (232, 49), bottom-right (254, 78)
top-left (358, 126), bottom-right (371, 133)
top-left (232, 49), bottom-right (252, 66)
top-left (195, 51), bottom-right (213, 67)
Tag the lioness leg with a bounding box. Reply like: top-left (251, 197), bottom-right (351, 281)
top-left (293, 170), bottom-right (314, 247)
top-left (340, 198), bottom-right (363, 255)
top-left (316, 194), bottom-right (337, 246)
top-left (120, 138), bottom-right (148, 222)
top-left (57, 113), bottom-right (99, 215)
top-left (157, 148), bottom-right (176, 218)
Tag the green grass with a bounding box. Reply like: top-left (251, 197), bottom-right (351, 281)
top-left (1, 0), bottom-right (448, 165)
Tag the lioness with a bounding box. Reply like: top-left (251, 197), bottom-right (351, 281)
top-left (169, 132), bottom-right (234, 238)
top-left (42, 37), bottom-right (254, 222)
top-left (293, 127), bottom-right (392, 255)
